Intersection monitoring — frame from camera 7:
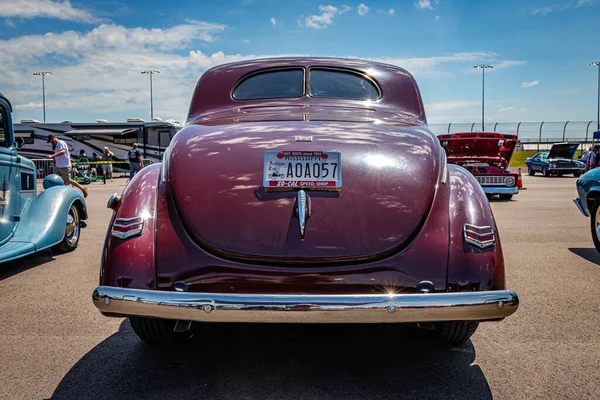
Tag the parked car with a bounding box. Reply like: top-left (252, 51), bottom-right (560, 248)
top-left (0, 93), bottom-right (87, 263)
top-left (526, 143), bottom-right (585, 177)
top-left (574, 169), bottom-right (600, 253)
top-left (93, 57), bottom-right (519, 345)
top-left (438, 132), bottom-right (519, 200)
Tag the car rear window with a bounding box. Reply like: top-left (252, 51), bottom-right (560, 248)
top-left (233, 69), bottom-right (304, 100)
top-left (308, 68), bottom-right (380, 100)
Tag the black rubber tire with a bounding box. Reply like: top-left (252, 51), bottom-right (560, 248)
top-left (527, 165), bottom-right (535, 176)
top-left (431, 321), bottom-right (479, 345)
top-left (542, 167), bottom-right (549, 177)
top-left (590, 198), bottom-right (600, 254)
top-left (52, 204), bottom-right (80, 253)
top-left (499, 194), bottom-right (513, 200)
top-left (574, 171), bottom-right (582, 178)
top-left (129, 317), bottom-right (193, 344)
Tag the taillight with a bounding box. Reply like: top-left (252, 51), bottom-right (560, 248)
top-left (111, 217), bottom-right (144, 239)
top-left (463, 224), bottom-right (495, 249)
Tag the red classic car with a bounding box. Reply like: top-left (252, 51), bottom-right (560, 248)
top-left (93, 58), bottom-right (519, 345)
top-left (438, 132), bottom-right (520, 200)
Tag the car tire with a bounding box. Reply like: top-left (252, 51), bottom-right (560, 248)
top-left (129, 317), bottom-right (193, 344)
top-left (51, 204), bottom-right (80, 253)
top-left (590, 198), bottom-right (600, 254)
top-left (574, 171), bottom-right (582, 177)
top-left (527, 165), bottom-right (535, 176)
top-left (499, 194), bottom-right (513, 200)
top-left (542, 167), bottom-right (549, 177)
top-left (431, 321), bottom-right (479, 345)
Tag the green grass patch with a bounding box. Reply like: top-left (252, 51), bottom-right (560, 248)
top-left (509, 151), bottom-right (537, 168)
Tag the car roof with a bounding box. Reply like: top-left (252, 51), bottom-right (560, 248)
top-left (186, 57), bottom-right (426, 125)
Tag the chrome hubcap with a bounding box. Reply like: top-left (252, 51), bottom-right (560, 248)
top-left (66, 206), bottom-right (79, 246)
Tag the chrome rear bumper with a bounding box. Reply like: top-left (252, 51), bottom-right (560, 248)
top-left (92, 286), bottom-right (519, 323)
top-left (482, 187), bottom-right (519, 195)
top-left (573, 198), bottom-right (589, 217)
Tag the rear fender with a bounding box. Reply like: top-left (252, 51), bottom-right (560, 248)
top-left (12, 185), bottom-right (87, 251)
top-left (447, 165), bottom-right (505, 291)
top-left (100, 164), bottom-right (160, 289)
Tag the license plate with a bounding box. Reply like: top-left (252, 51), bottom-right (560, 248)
top-left (263, 151), bottom-right (342, 189)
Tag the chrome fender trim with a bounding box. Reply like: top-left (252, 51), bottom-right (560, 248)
top-left (573, 198), bottom-right (589, 217)
top-left (93, 286), bottom-right (519, 324)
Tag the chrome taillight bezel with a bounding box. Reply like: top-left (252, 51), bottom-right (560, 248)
top-left (463, 224), bottom-right (495, 249)
top-left (111, 217), bottom-right (144, 239)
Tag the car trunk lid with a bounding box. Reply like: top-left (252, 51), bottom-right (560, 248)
top-left (166, 120), bottom-right (442, 263)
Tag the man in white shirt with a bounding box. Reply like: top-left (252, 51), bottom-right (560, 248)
top-left (46, 135), bottom-right (88, 198)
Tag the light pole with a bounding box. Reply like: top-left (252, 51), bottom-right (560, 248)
top-left (474, 64), bottom-right (493, 131)
top-left (33, 71), bottom-right (52, 122)
top-left (141, 70), bottom-right (160, 120)
top-left (591, 62), bottom-right (600, 132)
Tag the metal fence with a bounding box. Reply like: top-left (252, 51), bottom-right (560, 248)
top-left (429, 121), bottom-right (600, 151)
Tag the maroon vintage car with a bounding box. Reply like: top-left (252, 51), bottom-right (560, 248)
top-left (438, 132), bottom-right (520, 200)
top-left (93, 58), bottom-right (519, 345)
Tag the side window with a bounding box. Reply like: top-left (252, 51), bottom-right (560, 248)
top-left (233, 69), bottom-right (304, 100)
top-left (0, 106), bottom-right (8, 147)
top-left (308, 68), bottom-right (380, 100)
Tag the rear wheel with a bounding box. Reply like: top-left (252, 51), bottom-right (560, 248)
top-left (527, 165), bottom-right (535, 176)
top-left (499, 194), bottom-right (513, 201)
top-left (431, 321), bottom-right (479, 345)
top-left (51, 205), bottom-right (80, 253)
top-left (590, 198), bottom-right (600, 254)
top-left (129, 317), bottom-right (193, 344)
top-left (574, 171), bottom-right (582, 177)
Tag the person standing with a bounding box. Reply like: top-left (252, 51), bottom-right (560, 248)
top-left (46, 135), bottom-right (88, 198)
top-left (590, 146), bottom-right (597, 171)
top-left (582, 146), bottom-right (591, 171)
top-left (128, 143), bottom-right (143, 181)
top-left (102, 146), bottom-right (114, 182)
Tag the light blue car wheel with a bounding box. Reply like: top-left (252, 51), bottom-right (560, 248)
top-left (52, 204), bottom-right (81, 253)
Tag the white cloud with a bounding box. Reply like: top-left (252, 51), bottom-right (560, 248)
top-left (388, 8), bottom-right (395, 15)
top-left (270, 17), bottom-right (276, 26)
top-left (357, 4), bottom-right (369, 16)
top-left (1, 22), bottom-right (527, 122)
top-left (521, 80), bottom-right (539, 88)
top-left (497, 105), bottom-right (527, 112)
top-left (415, 0), bottom-right (433, 10)
top-left (299, 5), bottom-right (352, 29)
top-left (435, 15), bottom-right (440, 20)
top-left (533, 0), bottom-right (597, 15)
top-left (0, 0), bottom-right (98, 23)
top-left (494, 60), bottom-right (526, 69)
top-left (243, 39), bottom-right (250, 43)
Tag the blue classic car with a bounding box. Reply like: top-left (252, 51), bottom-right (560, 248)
top-left (0, 93), bottom-right (87, 263)
top-left (525, 143), bottom-right (585, 177)
top-left (574, 169), bottom-right (600, 253)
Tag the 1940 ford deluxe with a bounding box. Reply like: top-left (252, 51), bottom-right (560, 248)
top-left (93, 58), bottom-right (519, 345)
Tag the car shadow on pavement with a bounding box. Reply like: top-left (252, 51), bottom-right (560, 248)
top-left (52, 320), bottom-right (492, 400)
top-left (569, 248), bottom-right (600, 266)
top-left (0, 250), bottom-right (55, 281)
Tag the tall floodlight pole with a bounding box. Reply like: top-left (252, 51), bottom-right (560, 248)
top-left (591, 62), bottom-right (600, 132)
top-left (33, 71), bottom-right (52, 122)
top-left (474, 64), bottom-right (493, 131)
top-left (141, 70), bottom-right (160, 120)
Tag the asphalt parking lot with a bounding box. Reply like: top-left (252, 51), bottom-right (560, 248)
top-left (1, 174), bottom-right (599, 400)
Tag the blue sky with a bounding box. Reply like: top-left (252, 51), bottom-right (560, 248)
top-left (0, 0), bottom-right (599, 128)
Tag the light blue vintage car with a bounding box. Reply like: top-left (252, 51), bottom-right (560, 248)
top-left (0, 92), bottom-right (87, 263)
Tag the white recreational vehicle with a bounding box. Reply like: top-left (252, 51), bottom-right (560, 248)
top-left (14, 119), bottom-right (181, 166)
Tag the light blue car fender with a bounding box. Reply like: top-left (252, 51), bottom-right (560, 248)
top-left (11, 185), bottom-right (87, 252)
